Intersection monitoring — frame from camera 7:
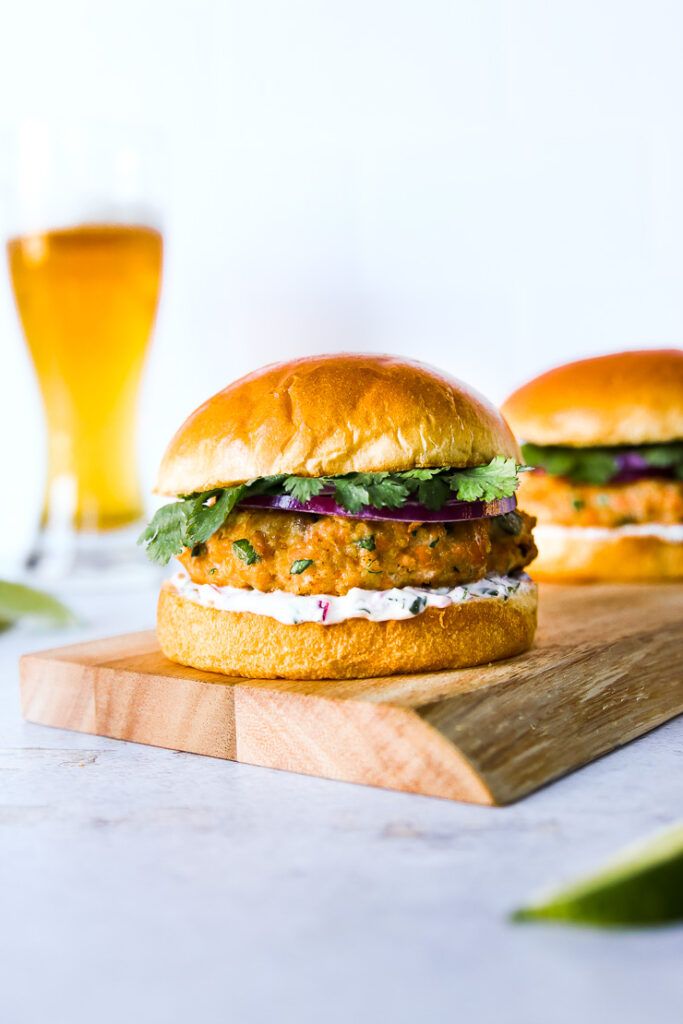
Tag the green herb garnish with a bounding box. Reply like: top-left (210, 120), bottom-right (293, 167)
top-left (138, 486), bottom-right (246, 566)
top-left (282, 458), bottom-right (522, 514)
top-left (290, 559), bottom-right (314, 575)
top-left (443, 456), bottom-right (521, 502)
top-left (139, 457), bottom-right (524, 565)
top-left (232, 539), bottom-right (260, 565)
top-left (521, 441), bottom-right (683, 485)
top-left (283, 477), bottom-right (326, 502)
top-left (355, 536), bottom-right (376, 551)
top-left (641, 444), bottom-right (683, 473)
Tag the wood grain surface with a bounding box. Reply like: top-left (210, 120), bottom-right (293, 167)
top-left (20, 583), bottom-right (683, 804)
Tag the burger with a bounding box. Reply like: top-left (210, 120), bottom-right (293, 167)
top-left (140, 354), bottom-right (538, 679)
top-left (502, 349), bottom-right (683, 582)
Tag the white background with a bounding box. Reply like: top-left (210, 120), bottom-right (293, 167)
top-left (1, 1), bottom-right (682, 565)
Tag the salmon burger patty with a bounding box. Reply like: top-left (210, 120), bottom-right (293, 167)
top-left (517, 473), bottom-right (683, 528)
top-left (179, 508), bottom-right (537, 596)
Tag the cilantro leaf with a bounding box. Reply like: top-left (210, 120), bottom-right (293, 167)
top-left (416, 475), bottom-right (451, 509)
top-left (448, 456), bottom-right (520, 502)
top-left (521, 442), bottom-right (683, 484)
top-left (137, 498), bottom-right (194, 565)
top-left (398, 468), bottom-right (443, 480)
top-left (138, 458), bottom-right (524, 564)
top-left (364, 475), bottom-right (410, 509)
top-left (186, 486), bottom-right (245, 546)
top-left (333, 476), bottom-right (372, 514)
top-left (232, 539), bottom-right (260, 565)
top-left (138, 486), bottom-right (245, 565)
top-left (521, 442), bottom-right (618, 482)
top-left (570, 452), bottom-right (618, 484)
top-left (521, 443), bottom-right (576, 477)
top-left (355, 535), bottom-right (375, 551)
top-left (290, 558), bottom-right (314, 574)
top-left (283, 476), bottom-right (327, 502)
top-left (641, 443), bottom-right (683, 476)
top-left (246, 474), bottom-right (288, 495)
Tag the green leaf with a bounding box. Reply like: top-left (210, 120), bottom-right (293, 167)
top-left (0, 581), bottom-right (76, 628)
top-left (355, 535), bottom-right (376, 551)
top-left (246, 474), bottom-right (288, 494)
top-left (138, 457), bottom-right (524, 562)
top-left (290, 558), bottom-right (314, 574)
top-left (520, 442), bottom-right (683, 485)
top-left (137, 498), bottom-right (194, 565)
top-left (398, 468), bottom-right (443, 480)
top-left (138, 486), bottom-right (246, 565)
top-left (232, 539), bottom-right (260, 565)
top-left (512, 824), bottom-right (683, 929)
top-left (364, 475), bottom-right (410, 509)
top-left (521, 443), bottom-right (576, 477)
top-left (283, 476), bottom-right (327, 502)
top-left (571, 451), bottom-right (618, 484)
top-left (641, 443), bottom-right (683, 471)
top-left (186, 486), bottom-right (245, 546)
top-left (448, 456), bottom-right (520, 502)
top-left (333, 477), bottom-right (372, 514)
top-left (416, 475), bottom-right (451, 510)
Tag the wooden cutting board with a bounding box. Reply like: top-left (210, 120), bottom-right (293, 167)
top-left (20, 583), bottom-right (683, 805)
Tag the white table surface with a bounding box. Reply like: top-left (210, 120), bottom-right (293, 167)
top-left (1, 581), bottom-right (681, 1024)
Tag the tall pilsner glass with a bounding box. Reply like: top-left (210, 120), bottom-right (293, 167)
top-left (6, 124), bottom-right (163, 581)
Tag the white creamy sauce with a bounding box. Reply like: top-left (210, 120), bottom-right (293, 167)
top-left (535, 523), bottom-right (683, 542)
top-left (169, 571), bottom-right (533, 626)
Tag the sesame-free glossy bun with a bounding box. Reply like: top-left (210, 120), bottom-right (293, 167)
top-left (528, 525), bottom-right (683, 582)
top-left (502, 349), bottom-right (683, 447)
top-left (156, 353), bottom-right (520, 495)
top-left (157, 582), bottom-right (538, 680)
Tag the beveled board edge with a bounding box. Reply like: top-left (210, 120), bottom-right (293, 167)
top-left (419, 619), bottom-right (683, 802)
top-left (19, 651), bottom-right (497, 805)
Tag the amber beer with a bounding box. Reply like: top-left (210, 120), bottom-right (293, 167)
top-left (7, 224), bottom-right (162, 531)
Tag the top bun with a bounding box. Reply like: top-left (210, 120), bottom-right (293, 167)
top-left (502, 349), bottom-right (683, 447)
top-left (156, 353), bottom-right (519, 495)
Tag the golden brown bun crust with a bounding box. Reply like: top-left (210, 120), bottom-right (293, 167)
top-left (529, 525), bottom-right (683, 582)
top-left (157, 581), bottom-right (538, 680)
top-left (502, 349), bottom-right (683, 447)
top-left (156, 353), bottom-right (520, 495)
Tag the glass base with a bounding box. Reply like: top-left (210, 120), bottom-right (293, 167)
top-left (23, 521), bottom-right (164, 590)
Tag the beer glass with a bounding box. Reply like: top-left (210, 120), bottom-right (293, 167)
top-left (6, 124), bottom-right (163, 580)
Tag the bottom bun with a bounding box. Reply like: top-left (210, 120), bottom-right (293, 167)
top-left (157, 581), bottom-right (538, 680)
top-left (529, 525), bottom-right (683, 582)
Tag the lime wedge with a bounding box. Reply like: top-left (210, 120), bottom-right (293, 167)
top-left (0, 580), bottom-right (77, 629)
top-left (512, 825), bottom-right (683, 928)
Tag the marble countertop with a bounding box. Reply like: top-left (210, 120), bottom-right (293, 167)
top-left (1, 582), bottom-right (681, 1024)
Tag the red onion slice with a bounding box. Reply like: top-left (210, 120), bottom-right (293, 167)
top-left (531, 463), bottom-right (674, 483)
top-left (615, 451), bottom-right (651, 473)
top-left (238, 492), bottom-right (518, 522)
top-left (612, 468), bottom-right (675, 483)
